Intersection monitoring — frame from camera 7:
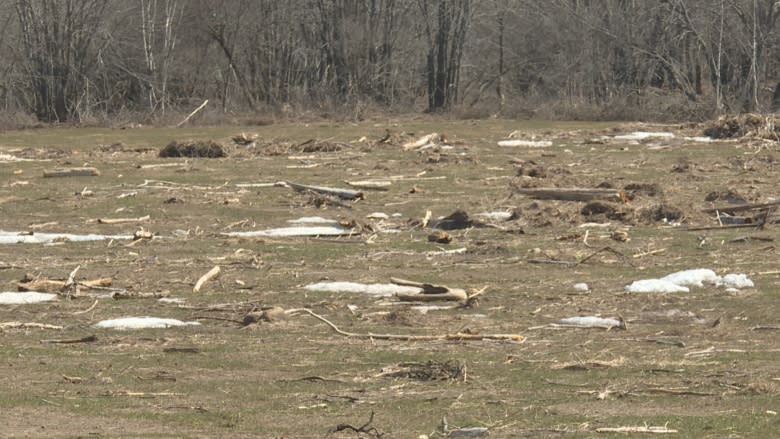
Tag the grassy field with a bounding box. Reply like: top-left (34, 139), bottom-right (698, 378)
top-left (1, 119), bottom-right (779, 438)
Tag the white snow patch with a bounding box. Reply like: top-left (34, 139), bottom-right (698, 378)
top-left (411, 305), bottom-right (456, 314)
top-left (661, 269), bottom-right (720, 287)
top-left (93, 316), bottom-right (201, 330)
top-left (0, 230), bottom-right (133, 244)
top-left (223, 225), bottom-right (352, 238)
top-left (625, 279), bottom-right (690, 293)
top-left (559, 316), bottom-right (623, 328)
top-left (286, 216), bottom-right (339, 224)
top-left (366, 212), bottom-right (389, 220)
top-left (497, 139), bottom-right (553, 147)
top-left (573, 283), bottom-right (590, 292)
top-left (719, 273), bottom-right (754, 289)
top-left (0, 292), bottom-right (58, 305)
top-left (304, 281), bottom-right (421, 296)
top-left (684, 136), bottom-right (715, 143)
top-left (613, 132), bottom-right (675, 140)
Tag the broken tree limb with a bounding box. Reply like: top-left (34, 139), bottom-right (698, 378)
top-left (43, 167), bottom-right (100, 178)
top-left (284, 181), bottom-right (365, 200)
top-left (18, 276), bottom-right (112, 293)
top-left (175, 99), bottom-right (208, 127)
top-left (595, 426), bottom-right (678, 434)
top-left (390, 277), bottom-right (468, 302)
top-left (193, 266), bottom-right (221, 293)
top-left (0, 322), bottom-right (63, 330)
top-left (289, 308), bottom-right (525, 342)
top-left (96, 215), bottom-right (151, 225)
top-left (40, 335), bottom-right (97, 344)
top-left (514, 187), bottom-right (625, 202)
top-left (344, 180), bottom-right (392, 190)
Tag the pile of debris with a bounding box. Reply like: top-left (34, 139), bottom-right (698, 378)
top-left (703, 114), bottom-right (780, 140)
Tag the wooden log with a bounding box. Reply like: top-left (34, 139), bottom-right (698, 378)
top-left (285, 181), bottom-right (365, 200)
top-left (193, 266), bottom-right (221, 293)
top-left (514, 187), bottom-right (624, 202)
top-left (18, 277), bottom-right (113, 293)
top-left (175, 99), bottom-right (208, 127)
top-left (390, 277), bottom-right (468, 302)
top-left (97, 215), bottom-right (151, 224)
top-left (43, 167), bottom-right (100, 178)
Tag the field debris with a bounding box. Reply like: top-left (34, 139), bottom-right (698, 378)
top-left (0, 292), bottom-right (57, 305)
top-left (558, 316), bottom-right (626, 329)
top-left (330, 411), bottom-right (384, 438)
top-left (283, 181), bottom-right (365, 200)
top-left (595, 425), bottom-right (678, 434)
top-left (93, 317), bottom-right (201, 329)
top-left (17, 274), bottom-right (112, 293)
top-left (428, 210), bottom-right (487, 230)
top-left (43, 167), bottom-right (100, 178)
top-left (290, 308), bottom-right (525, 342)
top-left (612, 131), bottom-right (675, 141)
top-left (159, 140), bottom-right (226, 158)
top-left (626, 269), bottom-right (754, 293)
top-left (498, 139), bottom-right (553, 147)
top-left (0, 230), bottom-right (133, 244)
top-left (193, 265), bottom-right (221, 293)
top-left (703, 113), bottom-right (780, 140)
top-left (390, 277), bottom-right (469, 303)
top-left (0, 322), bottom-right (63, 330)
top-left (304, 281), bottom-right (423, 296)
top-left (402, 132), bottom-right (445, 150)
top-left (440, 416), bottom-right (489, 437)
top-left (380, 360), bottom-right (464, 381)
top-left (514, 187), bottom-right (626, 203)
top-left (223, 224), bottom-right (355, 238)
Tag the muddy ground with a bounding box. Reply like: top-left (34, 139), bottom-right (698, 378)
top-left (0, 119), bottom-right (779, 438)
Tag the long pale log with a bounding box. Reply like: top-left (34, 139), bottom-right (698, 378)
top-left (175, 99), bottom-right (208, 127)
top-left (285, 181), bottom-right (365, 200)
top-left (390, 277), bottom-right (468, 301)
top-left (18, 277), bottom-right (113, 293)
top-left (514, 187), bottom-right (624, 202)
top-left (97, 215), bottom-right (151, 224)
top-left (43, 167), bottom-right (100, 178)
top-left (193, 266), bottom-right (221, 293)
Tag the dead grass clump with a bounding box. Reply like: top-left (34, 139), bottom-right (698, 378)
top-left (159, 140), bottom-right (226, 158)
top-left (703, 113), bottom-right (780, 140)
top-left (704, 190), bottom-right (747, 204)
top-left (637, 204), bottom-right (684, 223)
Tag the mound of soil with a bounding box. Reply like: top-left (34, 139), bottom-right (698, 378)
top-left (159, 140), bottom-right (226, 158)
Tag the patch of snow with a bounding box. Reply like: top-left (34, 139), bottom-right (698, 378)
top-left (718, 273), bottom-right (754, 289)
top-left (0, 230), bottom-right (133, 244)
top-left (613, 132), bottom-right (675, 140)
top-left (93, 316), bottom-right (201, 329)
top-left (222, 225), bottom-right (352, 238)
top-left (661, 269), bottom-right (720, 287)
top-left (559, 316), bottom-right (623, 328)
top-left (304, 281), bottom-right (421, 296)
top-left (497, 139), bottom-right (553, 147)
top-left (573, 283), bottom-right (590, 292)
top-left (286, 216), bottom-right (339, 224)
top-left (411, 305), bottom-right (455, 314)
top-left (625, 279), bottom-right (690, 293)
top-left (0, 292), bottom-right (58, 305)
top-left (158, 297), bottom-right (185, 304)
top-left (474, 211), bottom-right (514, 222)
top-left (366, 212), bottom-right (389, 220)
top-left (427, 247), bottom-right (468, 257)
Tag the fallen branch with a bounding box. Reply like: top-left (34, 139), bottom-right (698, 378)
top-left (595, 425), bottom-right (678, 434)
top-left (40, 335), bottom-right (97, 344)
top-left (193, 266), bottom-right (221, 293)
top-left (175, 99), bottom-right (208, 127)
top-left (0, 322), bottom-right (63, 330)
top-left (289, 308), bottom-right (525, 342)
top-left (701, 200), bottom-right (780, 213)
top-left (390, 277), bottom-right (468, 302)
top-left (43, 167), bottom-right (100, 178)
top-left (331, 411), bottom-right (384, 438)
top-left (96, 215), bottom-right (151, 225)
top-left (514, 187), bottom-right (625, 202)
top-left (283, 181), bottom-right (365, 200)
top-left (18, 276), bottom-right (112, 293)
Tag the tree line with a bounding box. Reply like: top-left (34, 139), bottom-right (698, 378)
top-left (1, 0), bottom-right (779, 125)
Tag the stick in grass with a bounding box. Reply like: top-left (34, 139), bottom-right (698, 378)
top-left (193, 266), bottom-right (221, 293)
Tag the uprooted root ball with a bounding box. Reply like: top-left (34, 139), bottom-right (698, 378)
top-left (159, 140), bottom-right (227, 158)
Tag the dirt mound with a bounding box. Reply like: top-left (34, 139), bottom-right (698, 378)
top-left (703, 114), bottom-right (780, 140)
top-left (159, 140), bottom-right (226, 158)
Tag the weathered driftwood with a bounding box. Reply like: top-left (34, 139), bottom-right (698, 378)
top-left (390, 277), bottom-right (468, 302)
top-left (0, 322), bottom-right (63, 330)
top-left (514, 187), bottom-right (625, 202)
top-left (176, 99), bottom-right (208, 127)
top-left (284, 181), bottom-right (365, 200)
top-left (595, 426), bottom-right (678, 434)
top-left (193, 265), bottom-right (221, 293)
top-left (402, 133), bottom-right (444, 150)
top-left (18, 276), bottom-right (112, 293)
top-left (97, 215), bottom-right (151, 224)
top-left (344, 180), bottom-right (392, 190)
top-left (43, 167), bottom-right (100, 178)
top-left (290, 308), bottom-right (525, 342)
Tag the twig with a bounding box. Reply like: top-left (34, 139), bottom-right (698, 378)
top-left (175, 99), bottom-right (208, 127)
top-left (72, 299), bottom-right (99, 315)
top-left (288, 308), bottom-right (525, 342)
top-left (577, 246), bottom-right (631, 266)
top-left (331, 411), bottom-right (384, 438)
top-left (0, 322), bottom-right (63, 330)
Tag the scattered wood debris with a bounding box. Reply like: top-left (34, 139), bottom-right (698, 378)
top-left (379, 360), bottom-right (464, 381)
top-left (390, 277), bottom-right (468, 302)
top-left (43, 167), bottom-right (100, 178)
top-left (595, 425), bottom-right (678, 434)
top-left (96, 215), bottom-right (151, 225)
top-left (703, 113), bottom-right (780, 140)
top-left (514, 187), bottom-right (626, 202)
top-left (283, 181), bottom-right (365, 200)
top-left (17, 274), bottom-right (112, 293)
